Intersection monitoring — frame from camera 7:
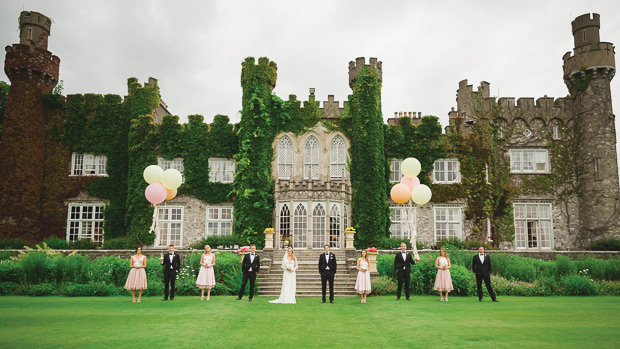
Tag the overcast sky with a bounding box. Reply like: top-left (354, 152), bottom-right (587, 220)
top-left (2, 0), bottom-right (620, 170)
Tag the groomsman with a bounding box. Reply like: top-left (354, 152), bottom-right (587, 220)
top-left (237, 244), bottom-right (260, 302)
top-left (318, 244), bottom-right (337, 303)
top-left (393, 242), bottom-right (418, 300)
top-left (160, 244), bottom-right (180, 301)
top-left (472, 246), bottom-right (499, 302)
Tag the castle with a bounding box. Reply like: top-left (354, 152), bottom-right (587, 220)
top-left (0, 11), bottom-right (618, 250)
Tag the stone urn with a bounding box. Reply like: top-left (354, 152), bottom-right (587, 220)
top-left (367, 250), bottom-right (379, 273)
top-left (345, 228), bottom-right (356, 249)
top-left (263, 228), bottom-right (275, 249)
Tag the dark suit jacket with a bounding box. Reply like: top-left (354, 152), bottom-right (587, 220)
top-left (241, 253), bottom-right (260, 275)
top-left (161, 253), bottom-right (180, 275)
top-left (472, 254), bottom-right (492, 276)
top-left (394, 251), bottom-right (416, 272)
top-left (318, 252), bottom-right (337, 274)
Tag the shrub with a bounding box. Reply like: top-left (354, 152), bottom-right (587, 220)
top-left (213, 252), bottom-right (245, 295)
top-left (20, 251), bottom-right (56, 284)
top-left (375, 237), bottom-right (427, 250)
top-left (436, 237), bottom-right (467, 250)
top-left (498, 256), bottom-right (536, 282)
top-left (607, 259), bottom-right (620, 281)
top-left (85, 256), bottom-right (128, 287)
top-left (26, 282), bottom-right (57, 296)
top-left (489, 275), bottom-right (549, 296)
top-left (589, 238), bottom-right (620, 251)
top-left (62, 282), bottom-right (119, 297)
top-left (0, 250), bottom-right (10, 261)
top-left (0, 281), bottom-right (18, 295)
top-left (0, 238), bottom-right (30, 249)
top-left (141, 281), bottom-right (163, 296)
top-left (0, 260), bottom-right (20, 282)
top-left (449, 264), bottom-right (475, 296)
top-left (595, 280), bottom-right (620, 295)
top-left (189, 236), bottom-right (244, 250)
top-left (102, 237), bottom-right (134, 249)
top-left (444, 250), bottom-right (473, 270)
top-left (410, 254), bottom-right (438, 295)
top-left (43, 237), bottom-right (70, 249)
top-left (376, 254), bottom-right (396, 280)
top-left (555, 256), bottom-right (577, 277)
top-left (560, 274), bottom-right (598, 296)
top-left (70, 239), bottom-right (97, 250)
top-left (575, 258), bottom-right (610, 280)
top-left (370, 276), bottom-right (397, 295)
top-left (55, 254), bottom-right (89, 284)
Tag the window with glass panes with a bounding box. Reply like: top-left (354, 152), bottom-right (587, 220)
top-left (293, 204), bottom-right (308, 249)
top-left (158, 157), bottom-right (185, 182)
top-left (433, 159), bottom-right (461, 183)
top-left (329, 204), bottom-right (341, 248)
top-left (209, 158), bottom-right (235, 183)
top-left (390, 205), bottom-right (416, 240)
top-left (71, 153), bottom-right (107, 176)
top-left (513, 203), bottom-right (553, 249)
top-left (206, 206), bottom-right (233, 236)
top-left (304, 137), bottom-right (320, 179)
top-left (279, 204), bottom-right (291, 248)
top-left (433, 206), bottom-right (462, 242)
top-left (312, 204), bottom-right (326, 248)
top-left (158, 207), bottom-right (183, 247)
top-left (277, 137), bottom-right (293, 179)
top-left (510, 149), bottom-right (549, 173)
top-left (66, 203), bottom-right (104, 245)
top-left (330, 136), bottom-right (346, 178)
top-left (390, 159), bottom-right (403, 182)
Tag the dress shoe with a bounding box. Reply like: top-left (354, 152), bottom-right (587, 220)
top-left (236, 297), bottom-right (242, 300)
top-left (479, 299), bottom-right (483, 302)
top-left (170, 298), bottom-right (174, 301)
top-left (330, 300), bottom-right (334, 304)
top-left (406, 298), bottom-right (411, 301)
top-left (162, 298), bottom-right (168, 301)
top-left (249, 298), bottom-right (253, 302)
top-left (396, 297), bottom-right (400, 300)
top-left (492, 299), bottom-right (500, 302)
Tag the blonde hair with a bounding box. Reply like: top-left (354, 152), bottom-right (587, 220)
top-left (439, 248), bottom-right (448, 257)
top-left (288, 247), bottom-right (296, 260)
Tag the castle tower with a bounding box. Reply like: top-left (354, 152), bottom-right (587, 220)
top-left (0, 11), bottom-right (60, 239)
top-left (348, 57), bottom-right (382, 89)
top-left (563, 13), bottom-right (620, 243)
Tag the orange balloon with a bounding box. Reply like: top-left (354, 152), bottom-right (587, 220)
top-left (166, 188), bottom-right (177, 201)
top-left (390, 183), bottom-right (411, 204)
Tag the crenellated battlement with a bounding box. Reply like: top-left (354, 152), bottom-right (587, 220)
top-left (319, 95), bottom-right (345, 118)
top-left (4, 43), bottom-right (60, 86)
top-left (19, 11), bottom-right (52, 50)
top-left (348, 57), bottom-right (382, 89)
top-left (387, 112), bottom-right (422, 126)
top-left (241, 56), bottom-right (278, 88)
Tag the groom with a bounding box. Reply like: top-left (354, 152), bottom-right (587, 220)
top-left (472, 246), bottom-right (499, 302)
top-left (237, 244), bottom-right (260, 302)
top-left (318, 244), bottom-right (337, 303)
top-left (394, 242), bottom-right (418, 301)
top-left (160, 244), bottom-right (180, 301)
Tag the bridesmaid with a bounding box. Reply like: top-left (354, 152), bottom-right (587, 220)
top-left (124, 246), bottom-right (148, 302)
top-left (434, 248), bottom-right (454, 301)
top-left (196, 245), bottom-right (216, 300)
top-left (355, 249), bottom-right (372, 303)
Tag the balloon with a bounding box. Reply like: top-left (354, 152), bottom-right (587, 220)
top-left (411, 184), bottom-right (432, 205)
top-left (145, 183), bottom-right (167, 205)
top-left (166, 188), bottom-right (177, 201)
top-left (143, 165), bottom-right (164, 184)
top-left (161, 169), bottom-right (183, 190)
top-left (401, 158), bottom-right (421, 178)
top-left (390, 183), bottom-right (411, 204)
top-left (400, 176), bottom-right (420, 190)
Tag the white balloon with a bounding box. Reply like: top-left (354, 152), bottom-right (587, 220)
top-left (401, 158), bottom-right (421, 178)
top-left (411, 184), bottom-right (432, 205)
top-left (161, 169), bottom-right (183, 190)
top-left (143, 165), bottom-right (164, 184)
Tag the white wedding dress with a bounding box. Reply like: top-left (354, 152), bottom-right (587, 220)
top-left (269, 254), bottom-right (297, 304)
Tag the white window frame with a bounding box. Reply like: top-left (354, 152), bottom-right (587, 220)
top-left (277, 137), bottom-right (294, 179)
top-left (390, 204), bottom-right (417, 240)
top-left (157, 206), bottom-right (184, 247)
top-left (329, 203), bottom-right (341, 248)
top-left (513, 202), bottom-right (554, 249)
top-left (433, 159), bottom-right (461, 184)
top-left (70, 153), bottom-right (108, 176)
top-left (158, 157), bottom-right (185, 183)
top-left (66, 202), bottom-right (105, 245)
top-left (552, 126), bottom-right (560, 140)
top-left (433, 205), bottom-right (463, 242)
top-left (205, 206), bottom-right (233, 237)
top-left (292, 203), bottom-right (308, 249)
top-left (330, 136), bottom-right (347, 179)
top-left (279, 203), bottom-right (291, 248)
top-left (390, 159), bottom-right (403, 182)
top-left (304, 137), bottom-right (320, 180)
top-left (209, 158), bottom-right (236, 183)
top-left (312, 203), bottom-right (326, 249)
top-left (509, 149), bottom-right (549, 174)
top-left (27, 27), bottom-right (33, 40)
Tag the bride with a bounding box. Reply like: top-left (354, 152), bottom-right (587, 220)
top-left (269, 247), bottom-right (298, 304)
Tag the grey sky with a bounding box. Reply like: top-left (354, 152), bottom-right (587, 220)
top-left (2, 0), bottom-right (620, 170)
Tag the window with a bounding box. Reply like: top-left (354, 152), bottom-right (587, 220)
top-left (329, 204), bottom-right (341, 248)
top-left (513, 203), bottom-right (553, 249)
top-left (293, 203), bottom-right (307, 249)
top-left (433, 159), bottom-right (461, 183)
top-left (330, 136), bottom-right (346, 178)
top-left (158, 206), bottom-right (183, 247)
top-left (66, 203), bottom-right (104, 246)
top-left (510, 149), bottom-right (549, 173)
top-left (552, 126), bottom-right (560, 140)
top-left (277, 137), bottom-right (293, 179)
top-left (158, 157), bottom-right (184, 182)
top-left (304, 137), bottom-right (320, 179)
top-left (209, 158), bottom-right (235, 183)
top-left (344, 205), bottom-right (348, 231)
top-left (582, 30), bottom-right (587, 42)
top-left (279, 204), bottom-right (291, 248)
top-left (390, 205), bottom-right (416, 240)
top-left (497, 124), bottom-right (504, 139)
top-left (27, 27), bottom-right (33, 40)
top-left (312, 204), bottom-right (326, 248)
top-left (594, 158), bottom-right (601, 180)
top-left (71, 153), bottom-right (107, 176)
top-left (434, 206), bottom-right (462, 242)
top-left (206, 206), bottom-right (233, 237)
top-left (390, 159), bottom-right (403, 182)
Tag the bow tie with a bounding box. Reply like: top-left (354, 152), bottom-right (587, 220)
top-left (250, 254), bottom-right (255, 256)
top-left (325, 253), bottom-right (329, 256)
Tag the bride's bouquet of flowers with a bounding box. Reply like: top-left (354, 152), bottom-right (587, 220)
top-left (286, 262), bottom-right (294, 270)
top-left (360, 264), bottom-right (368, 271)
top-left (440, 260), bottom-right (448, 268)
top-left (133, 261), bottom-right (142, 268)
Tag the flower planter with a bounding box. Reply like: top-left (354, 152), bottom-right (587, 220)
top-left (367, 251), bottom-right (378, 273)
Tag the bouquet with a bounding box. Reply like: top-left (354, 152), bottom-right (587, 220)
top-left (361, 265), bottom-right (368, 271)
top-left (237, 247), bottom-right (249, 254)
top-left (286, 262), bottom-right (294, 270)
top-left (133, 261), bottom-right (142, 268)
top-left (368, 247), bottom-right (377, 252)
top-left (440, 261), bottom-right (448, 268)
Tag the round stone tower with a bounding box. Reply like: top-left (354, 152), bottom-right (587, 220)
top-left (348, 57), bottom-right (382, 89)
top-left (563, 13), bottom-right (620, 243)
top-left (18, 11), bottom-right (52, 50)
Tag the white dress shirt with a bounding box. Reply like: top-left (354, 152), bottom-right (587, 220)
top-left (479, 254), bottom-right (485, 264)
top-left (325, 253), bottom-right (330, 270)
top-left (401, 252), bottom-right (407, 269)
top-left (249, 253), bottom-right (255, 271)
top-left (169, 253), bottom-right (174, 269)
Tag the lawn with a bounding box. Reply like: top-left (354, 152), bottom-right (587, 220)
top-left (1, 295), bottom-right (619, 348)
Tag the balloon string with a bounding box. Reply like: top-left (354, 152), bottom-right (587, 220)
top-left (408, 199), bottom-right (419, 259)
top-left (149, 204), bottom-right (159, 239)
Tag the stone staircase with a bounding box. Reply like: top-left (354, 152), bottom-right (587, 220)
top-left (257, 250), bottom-right (358, 297)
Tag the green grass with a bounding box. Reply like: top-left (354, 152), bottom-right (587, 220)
top-left (1, 296), bottom-right (619, 348)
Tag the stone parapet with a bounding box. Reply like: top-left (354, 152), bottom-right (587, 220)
top-left (5, 44), bottom-right (60, 86)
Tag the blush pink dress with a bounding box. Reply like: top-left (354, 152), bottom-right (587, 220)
top-left (124, 256), bottom-right (148, 290)
top-left (355, 259), bottom-right (372, 294)
top-left (433, 257), bottom-right (454, 292)
top-left (196, 254), bottom-right (216, 289)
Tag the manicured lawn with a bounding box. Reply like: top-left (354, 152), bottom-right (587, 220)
top-left (1, 295), bottom-right (619, 348)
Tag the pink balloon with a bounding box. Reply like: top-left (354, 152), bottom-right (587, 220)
top-left (390, 183), bottom-right (411, 204)
top-left (400, 176), bottom-right (420, 190)
top-left (145, 183), bottom-right (167, 205)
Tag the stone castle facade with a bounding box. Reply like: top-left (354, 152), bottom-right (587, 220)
top-left (1, 11), bottom-right (618, 250)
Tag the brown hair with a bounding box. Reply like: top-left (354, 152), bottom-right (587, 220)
top-left (439, 248), bottom-right (448, 257)
top-left (360, 249), bottom-right (369, 262)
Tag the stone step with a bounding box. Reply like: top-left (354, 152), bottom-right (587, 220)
top-left (257, 281), bottom-right (355, 287)
top-left (257, 291), bottom-right (358, 297)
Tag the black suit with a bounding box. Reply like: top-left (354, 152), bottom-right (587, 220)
top-left (472, 254), bottom-right (497, 301)
top-left (394, 251), bottom-right (417, 299)
top-left (238, 253), bottom-right (260, 299)
top-left (161, 253), bottom-right (180, 300)
top-left (318, 253), bottom-right (337, 302)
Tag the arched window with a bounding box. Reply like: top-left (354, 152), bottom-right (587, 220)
top-left (344, 205), bottom-right (348, 231)
top-left (329, 204), bottom-right (340, 248)
top-left (330, 136), bottom-right (346, 178)
top-left (304, 136), bottom-right (320, 179)
top-left (293, 203), bottom-right (307, 249)
top-left (277, 137), bottom-right (293, 179)
top-left (279, 204), bottom-right (290, 248)
top-left (312, 204), bottom-right (326, 248)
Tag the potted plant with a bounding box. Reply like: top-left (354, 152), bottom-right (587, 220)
top-left (367, 246), bottom-right (378, 273)
top-left (237, 247), bottom-right (250, 255)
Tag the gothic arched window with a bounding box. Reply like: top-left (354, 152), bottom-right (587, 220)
top-left (329, 204), bottom-right (341, 248)
top-left (304, 136), bottom-right (320, 179)
top-left (330, 136), bottom-right (346, 178)
top-left (277, 137), bottom-right (293, 179)
top-left (293, 203), bottom-right (307, 249)
top-left (312, 204), bottom-right (326, 248)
